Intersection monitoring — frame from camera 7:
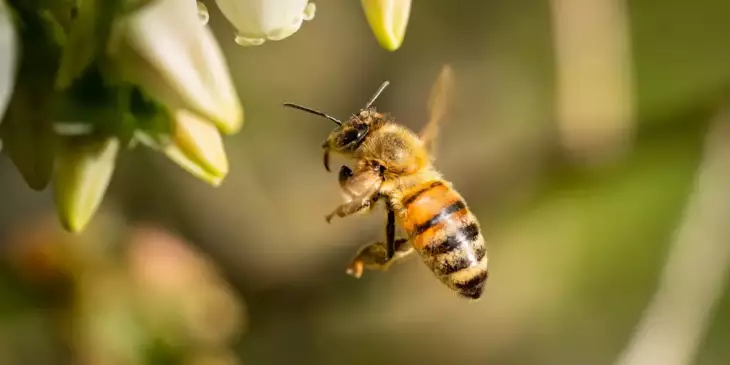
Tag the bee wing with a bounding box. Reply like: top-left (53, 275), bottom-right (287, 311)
top-left (419, 64), bottom-right (455, 156)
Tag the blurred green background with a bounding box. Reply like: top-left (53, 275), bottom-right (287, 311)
top-left (2, 0), bottom-right (730, 364)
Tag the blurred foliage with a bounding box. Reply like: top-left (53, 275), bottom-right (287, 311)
top-left (0, 211), bottom-right (245, 365)
top-left (0, 0), bottom-right (243, 233)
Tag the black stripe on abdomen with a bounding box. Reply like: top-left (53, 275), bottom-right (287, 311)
top-left (454, 269), bottom-right (488, 299)
top-left (427, 224), bottom-right (484, 276)
top-left (402, 181), bottom-right (444, 207)
top-left (423, 222), bottom-right (480, 255)
top-left (413, 200), bottom-right (467, 236)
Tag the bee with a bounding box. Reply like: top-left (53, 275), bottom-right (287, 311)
top-left (283, 66), bottom-right (488, 299)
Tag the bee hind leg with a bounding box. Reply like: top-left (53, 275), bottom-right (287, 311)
top-left (346, 238), bottom-right (414, 278)
top-left (347, 208), bottom-right (413, 278)
top-left (385, 209), bottom-right (397, 260)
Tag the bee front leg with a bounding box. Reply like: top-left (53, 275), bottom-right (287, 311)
top-left (338, 165), bottom-right (353, 190)
top-left (324, 194), bottom-right (378, 223)
top-left (325, 165), bottom-right (381, 223)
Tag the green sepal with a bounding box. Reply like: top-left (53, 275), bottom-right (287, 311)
top-left (0, 2), bottom-right (64, 190)
top-left (0, 102), bottom-right (58, 190)
top-left (55, 0), bottom-right (125, 90)
top-left (128, 86), bottom-right (175, 148)
top-left (49, 66), bottom-right (123, 133)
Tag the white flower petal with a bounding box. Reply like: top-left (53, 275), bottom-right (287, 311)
top-left (164, 146), bottom-right (225, 187)
top-left (215, 0), bottom-right (316, 46)
top-left (113, 0), bottom-right (243, 134)
top-left (197, 1), bottom-right (210, 25)
top-left (168, 109), bottom-right (228, 180)
top-left (0, 0), bottom-right (18, 122)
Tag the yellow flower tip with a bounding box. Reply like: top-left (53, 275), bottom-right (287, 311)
top-left (216, 98), bottom-right (244, 136)
top-left (54, 137), bottom-right (120, 234)
top-left (166, 110), bottom-right (230, 185)
top-left (60, 214), bottom-right (85, 234)
top-left (165, 146), bottom-right (227, 187)
top-left (303, 2), bottom-right (316, 21)
top-left (361, 0), bottom-right (412, 51)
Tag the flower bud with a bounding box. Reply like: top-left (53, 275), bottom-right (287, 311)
top-left (361, 0), bottom-right (411, 51)
top-left (111, 0), bottom-right (244, 134)
top-left (164, 109), bottom-right (229, 186)
top-left (54, 137), bottom-right (120, 233)
top-left (214, 0), bottom-right (316, 46)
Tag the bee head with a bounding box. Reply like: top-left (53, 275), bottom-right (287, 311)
top-left (320, 109), bottom-right (384, 171)
top-left (283, 80), bottom-right (390, 172)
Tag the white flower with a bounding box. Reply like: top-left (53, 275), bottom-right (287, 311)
top-left (0, 0), bottom-right (18, 123)
top-left (214, 0), bottom-right (316, 46)
top-left (110, 0), bottom-right (244, 134)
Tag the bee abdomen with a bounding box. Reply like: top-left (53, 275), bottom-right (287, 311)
top-left (401, 181), bottom-right (488, 299)
top-left (422, 218), bottom-right (488, 299)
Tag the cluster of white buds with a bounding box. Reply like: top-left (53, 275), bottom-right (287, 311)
top-left (199, 0), bottom-right (411, 50)
top-left (0, 0), bottom-right (413, 233)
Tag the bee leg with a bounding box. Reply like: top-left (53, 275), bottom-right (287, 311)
top-left (346, 238), bottom-right (414, 278)
top-left (386, 209), bottom-right (396, 260)
top-left (325, 196), bottom-right (376, 223)
top-left (325, 190), bottom-right (380, 223)
top-left (347, 207), bottom-right (411, 278)
top-left (326, 164), bottom-right (382, 223)
top-left (338, 165), bottom-right (353, 189)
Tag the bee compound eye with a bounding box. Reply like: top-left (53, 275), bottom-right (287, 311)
top-left (340, 129), bottom-right (361, 145)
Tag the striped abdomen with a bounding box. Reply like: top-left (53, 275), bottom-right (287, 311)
top-left (399, 180), bottom-right (488, 299)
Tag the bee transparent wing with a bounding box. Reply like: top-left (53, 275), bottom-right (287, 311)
top-left (419, 64), bottom-right (455, 157)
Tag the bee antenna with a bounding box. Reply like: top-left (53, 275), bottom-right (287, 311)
top-left (283, 103), bottom-right (342, 126)
top-left (364, 81), bottom-right (390, 109)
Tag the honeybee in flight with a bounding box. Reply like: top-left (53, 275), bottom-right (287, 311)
top-left (283, 66), bottom-right (488, 299)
